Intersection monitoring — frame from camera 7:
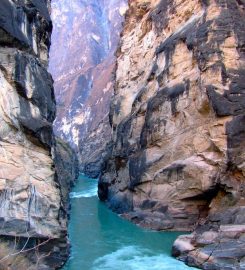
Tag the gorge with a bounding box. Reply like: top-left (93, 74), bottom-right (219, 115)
top-left (49, 0), bottom-right (127, 178)
top-left (0, 0), bottom-right (245, 270)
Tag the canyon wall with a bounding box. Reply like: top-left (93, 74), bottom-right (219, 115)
top-left (49, 0), bottom-right (127, 178)
top-left (0, 1), bottom-right (77, 269)
top-left (99, 0), bottom-right (245, 269)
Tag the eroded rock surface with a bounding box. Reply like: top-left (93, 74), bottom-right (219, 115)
top-left (0, 1), bottom-right (77, 269)
top-left (99, 0), bottom-right (245, 268)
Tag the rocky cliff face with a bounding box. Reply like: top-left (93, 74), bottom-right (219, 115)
top-left (49, 0), bottom-right (127, 177)
top-left (0, 1), bottom-right (77, 269)
top-left (99, 0), bottom-right (245, 269)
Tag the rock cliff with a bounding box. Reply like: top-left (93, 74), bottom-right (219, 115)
top-left (49, 0), bottom-right (127, 178)
top-left (0, 1), bottom-right (77, 269)
top-left (98, 0), bottom-right (245, 269)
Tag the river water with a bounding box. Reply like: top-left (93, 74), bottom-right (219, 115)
top-left (62, 175), bottom-right (197, 270)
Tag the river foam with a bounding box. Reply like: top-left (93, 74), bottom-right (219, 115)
top-left (92, 246), bottom-right (195, 270)
top-left (69, 186), bottom-right (97, 198)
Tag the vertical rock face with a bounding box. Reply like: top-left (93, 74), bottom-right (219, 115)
top-left (49, 0), bottom-right (127, 178)
top-left (0, 1), bottom-right (77, 269)
top-left (99, 0), bottom-right (245, 268)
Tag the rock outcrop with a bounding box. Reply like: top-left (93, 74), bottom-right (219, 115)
top-left (0, 1), bottom-right (77, 269)
top-left (54, 138), bottom-right (79, 209)
top-left (80, 115), bottom-right (112, 178)
top-left (98, 0), bottom-right (245, 268)
top-left (49, 0), bottom-right (127, 177)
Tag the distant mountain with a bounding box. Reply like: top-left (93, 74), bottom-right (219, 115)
top-left (49, 0), bottom-right (127, 148)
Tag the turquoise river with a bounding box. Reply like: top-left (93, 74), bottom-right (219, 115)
top-left (62, 175), bottom-right (197, 270)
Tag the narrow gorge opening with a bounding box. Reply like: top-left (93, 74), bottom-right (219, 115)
top-left (48, 1), bottom-right (198, 269)
top-left (1, 0), bottom-right (244, 269)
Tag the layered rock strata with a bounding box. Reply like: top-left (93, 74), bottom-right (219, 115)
top-left (0, 1), bottom-right (77, 269)
top-left (99, 0), bottom-right (245, 268)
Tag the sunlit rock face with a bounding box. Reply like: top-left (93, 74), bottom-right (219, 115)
top-left (49, 0), bottom-right (127, 177)
top-left (0, 1), bottom-right (78, 269)
top-left (98, 0), bottom-right (245, 269)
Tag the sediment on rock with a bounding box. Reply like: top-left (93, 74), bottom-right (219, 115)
top-left (99, 0), bottom-right (245, 269)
